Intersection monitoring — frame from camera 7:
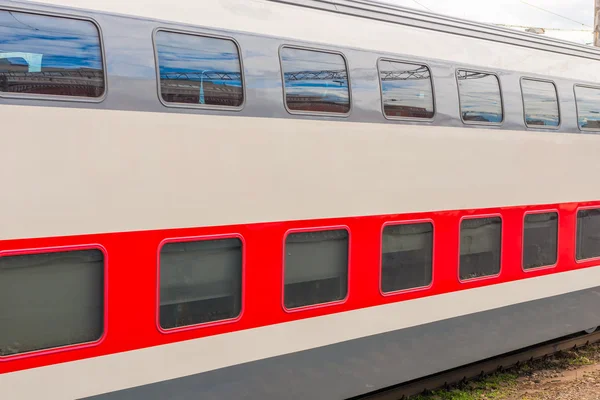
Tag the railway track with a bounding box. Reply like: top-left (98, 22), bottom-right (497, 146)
top-left (354, 329), bottom-right (600, 400)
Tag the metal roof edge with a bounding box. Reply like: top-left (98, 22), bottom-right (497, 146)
top-left (268, 0), bottom-right (600, 61)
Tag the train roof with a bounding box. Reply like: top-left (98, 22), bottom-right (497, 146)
top-left (269, 0), bottom-right (600, 60)
top-left (8, 0), bottom-right (600, 63)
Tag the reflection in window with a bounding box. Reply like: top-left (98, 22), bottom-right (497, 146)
top-left (457, 70), bottom-right (503, 124)
top-left (575, 86), bottom-right (600, 130)
top-left (381, 222), bottom-right (433, 293)
top-left (284, 229), bottom-right (348, 309)
top-left (0, 249), bottom-right (104, 356)
top-left (155, 31), bottom-right (243, 107)
top-left (379, 60), bottom-right (434, 119)
top-left (159, 238), bottom-right (243, 329)
top-left (460, 217), bottom-right (502, 280)
top-left (523, 212), bottom-right (558, 269)
top-left (522, 79), bottom-right (559, 127)
top-left (576, 209), bottom-right (600, 260)
top-left (0, 10), bottom-right (104, 97)
top-left (281, 47), bottom-right (350, 114)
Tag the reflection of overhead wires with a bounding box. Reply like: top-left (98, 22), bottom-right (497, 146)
top-left (380, 66), bottom-right (430, 81)
top-left (518, 0), bottom-right (592, 29)
top-left (8, 11), bottom-right (39, 31)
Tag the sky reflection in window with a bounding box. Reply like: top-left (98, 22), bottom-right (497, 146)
top-left (0, 10), bottom-right (104, 97)
top-left (522, 79), bottom-right (559, 128)
top-left (281, 47), bottom-right (350, 114)
top-left (379, 60), bottom-right (434, 119)
top-left (156, 31), bottom-right (243, 107)
top-left (457, 70), bottom-right (503, 124)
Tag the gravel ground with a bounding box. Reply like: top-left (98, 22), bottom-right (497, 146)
top-left (414, 340), bottom-right (600, 400)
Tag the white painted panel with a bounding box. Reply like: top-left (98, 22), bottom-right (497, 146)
top-left (1, 106), bottom-right (599, 239)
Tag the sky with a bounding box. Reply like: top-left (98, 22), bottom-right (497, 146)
top-left (379, 0), bottom-right (595, 45)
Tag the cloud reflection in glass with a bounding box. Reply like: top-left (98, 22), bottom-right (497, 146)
top-left (281, 47), bottom-right (350, 114)
top-left (457, 70), bottom-right (503, 124)
top-left (0, 10), bottom-right (104, 97)
top-left (156, 31), bottom-right (243, 107)
top-left (521, 79), bottom-right (559, 128)
top-left (379, 60), bottom-right (434, 119)
top-left (575, 85), bottom-right (600, 130)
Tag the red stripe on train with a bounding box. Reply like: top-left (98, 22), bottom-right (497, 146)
top-left (0, 200), bottom-right (597, 374)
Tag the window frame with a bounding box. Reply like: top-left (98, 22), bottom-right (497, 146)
top-left (0, 7), bottom-right (108, 103)
top-left (278, 44), bottom-right (352, 118)
top-left (573, 84), bottom-right (600, 133)
top-left (281, 225), bottom-right (351, 313)
top-left (376, 57), bottom-right (436, 122)
top-left (521, 209), bottom-right (559, 272)
top-left (0, 244), bottom-right (108, 361)
top-left (156, 233), bottom-right (246, 334)
top-left (379, 219), bottom-right (435, 297)
top-left (455, 68), bottom-right (505, 126)
top-left (574, 205), bottom-right (600, 263)
top-left (458, 214), bottom-right (503, 283)
top-left (520, 77), bottom-right (561, 130)
top-left (152, 27), bottom-right (247, 112)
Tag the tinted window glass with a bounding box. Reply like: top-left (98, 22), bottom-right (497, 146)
top-left (155, 31), bottom-right (243, 107)
top-left (522, 79), bottom-right (559, 127)
top-left (159, 238), bottom-right (242, 329)
top-left (381, 222), bottom-right (433, 293)
top-left (576, 209), bottom-right (600, 260)
top-left (284, 229), bottom-right (348, 309)
top-left (379, 60), bottom-right (434, 119)
top-left (281, 47), bottom-right (350, 114)
top-left (574, 86), bottom-right (600, 130)
top-left (0, 249), bottom-right (104, 356)
top-left (0, 10), bottom-right (104, 97)
top-left (523, 212), bottom-right (558, 269)
top-left (457, 70), bottom-right (503, 123)
top-left (460, 217), bottom-right (502, 280)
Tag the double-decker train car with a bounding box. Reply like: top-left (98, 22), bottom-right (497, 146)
top-left (2, 0), bottom-right (600, 398)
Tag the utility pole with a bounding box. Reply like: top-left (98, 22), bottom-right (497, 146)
top-left (595, 0), bottom-right (600, 46)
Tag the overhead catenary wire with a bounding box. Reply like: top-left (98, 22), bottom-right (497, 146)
top-left (518, 0), bottom-right (593, 29)
top-left (494, 24), bottom-right (592, 32)
top-left (410, 0), bottom-right (433, 12)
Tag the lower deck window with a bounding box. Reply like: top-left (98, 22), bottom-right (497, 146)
top-left (0, 249), bottom-right (104, 356)
top-left (381, 222), bottom-right (433, 293)
top-left (576, 209), bottom-right (600, 260)
top-left (284, 229), bottom-right (349, 309)
top-left (159, 238), bottom-right (242, 329)
top-left (460, 217), bottom-right (502, 280)
top-left (523, 212), bottom-right (558, 269)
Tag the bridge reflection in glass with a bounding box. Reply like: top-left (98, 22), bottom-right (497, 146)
top-left (156, 31), bottom-right (243, 107)
top-left (575, 86), bottom-right (600, 130)
top-left (379, 60), bottom-right (434, 119)
top-left (521, 79), bottom-right (559, 128)
top-left (457, 70), bottom-right (503, 124)
top-left (0, 10), bottom-right (104, 97)
top-left (281, 47), bottom-right (350, 114)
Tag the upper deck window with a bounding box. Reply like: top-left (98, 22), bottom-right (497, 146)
top-left (574, 85), bottom-right (600, 131)
top-left (280, 47), bottom-right (350, 114)
top-left (457, 70), bottom-right (503, 124)
top-left (378, 60), bottom-right (434, 119)
top-left (0, 10), bottom-right (104, 98)
top-left (521, 79), bottom-right (560, 128)
top-left (155, 31), bottom-right (244, 108)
